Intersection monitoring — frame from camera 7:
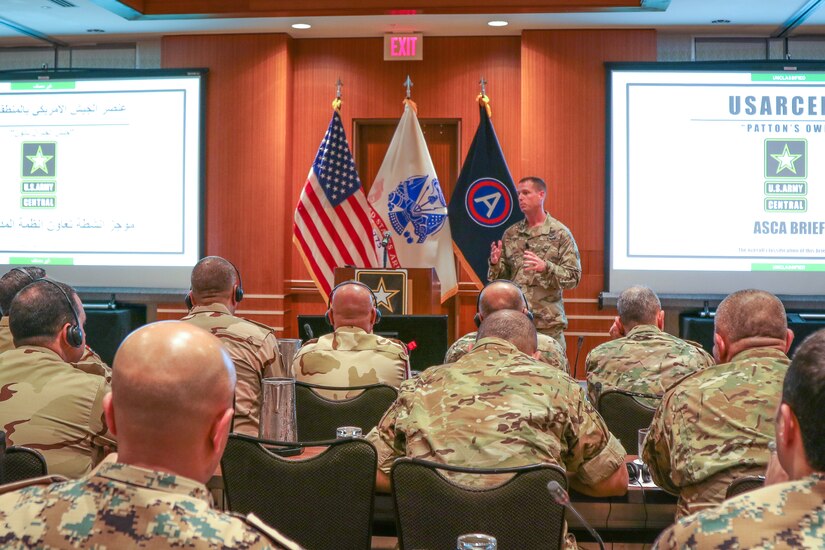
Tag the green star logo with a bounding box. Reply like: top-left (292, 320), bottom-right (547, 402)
top-left (26, 145), bottom-right (53, 175)
top-left (770, 144), bottom-right (802, 175)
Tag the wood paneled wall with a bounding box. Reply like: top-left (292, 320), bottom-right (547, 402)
top-left (157, 30), bottom-right (657, 376)
top-left (159, 34), bottom-right (293, 328)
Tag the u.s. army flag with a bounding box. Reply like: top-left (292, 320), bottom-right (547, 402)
top-left (367, 100), bottom-right (457, 301)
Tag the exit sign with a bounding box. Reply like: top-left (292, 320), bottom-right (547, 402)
top-left (384, 33), bottom-right (423, 61)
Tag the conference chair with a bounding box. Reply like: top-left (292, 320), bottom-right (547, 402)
top-left (725, 475), bottom-right (766, 499)
top-left (221, 433), bottom-right (377, 550)
top-left (295, 381), bottom-right (397, 441)
top-left (391, 458), bottom-right (567, 550)
top-left (2, 446), bottom-right (48, 484)
top-left (597, 389), bottom-right (661, 454)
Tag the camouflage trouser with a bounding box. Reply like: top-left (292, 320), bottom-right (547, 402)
top-left (676, 464), bottom-right (766, 519)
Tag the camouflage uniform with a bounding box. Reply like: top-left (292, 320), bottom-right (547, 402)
top-left (445, 330), bottom-right (569, 374)
top-left (585, 325), bottom-right (714, 406)
top-left (653, 473), bottom-right (825, 549)
top-left (0, 462), bottom-right (302, 549)
top-left (1, 318), bottom-right (111, 382)
top-left (487, 214), bottom-right (581, 350)
top-left (0, 345), bottom-right (115, 478)
top-left (291, 326), bottom-right (410, 400)
top-left (367, 337), bottom-right (625, 486)
top-left (643, 347), bottom-right (789, 519)
top-left (182, 304), bottom-right (284, 437)
top-left (0, 317), bottom-right (11, 353)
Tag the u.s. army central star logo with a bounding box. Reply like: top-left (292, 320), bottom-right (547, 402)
top-left (372, 277), bottom-right (399, 312)
top-left (22, 142), bottom-right (57, 178)
top-left (771, 144), bottom-right (802, 175)
top-left (765, 139), bottom-right (806, 179)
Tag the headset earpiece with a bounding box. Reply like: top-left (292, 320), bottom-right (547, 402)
top-left (184, 292), bottom-right (193, 310)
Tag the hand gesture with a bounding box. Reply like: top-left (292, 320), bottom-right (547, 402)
top-left (523, 250), bottom-right (546, 273)
top-left (490, 240), bottom-right (503, 265)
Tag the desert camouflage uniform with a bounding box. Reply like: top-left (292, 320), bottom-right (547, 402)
top-left (445, 330), bottom-right (569, 373)
top-left (292, 326), bottom-right (410, 399)
top-left (367, 337), bottom-right (625, 485)
top-left (653, 473), bottom-right (825, 549)
top-left (1, 318), bottom-right (112, 382)
top-left (182, 304), bottom-right (284, 437)
top-left (586, 325), bottom-right (714, 406)
top-left (0, 345), bottom-right (115, 478)
top-left (643, 347), bottom-right (789, 519)
top-left (0, 462), bottom-right (302, 549)
top-left (487, 214), bottom-right (581, 351)
top-left (0, 317), bottom-right (11, 353)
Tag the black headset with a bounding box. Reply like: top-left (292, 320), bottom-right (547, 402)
top-left (184, 258), bottom-right (244, 310)
top-left (9, 267), bottom-right (36, 283)
top-left (35, 278), bottom-right (84, 348)
top-left (474, 279), bottom-right (535, 328)
top-left (325, 280), bottom-right (381, 326)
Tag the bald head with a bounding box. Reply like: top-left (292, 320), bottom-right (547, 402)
top-left (715, 289), bottom-right (788, 343)
top-left (477, 309), bottom-right (538, 355)
top-left (478, 280), bottom-right (529, 318)
top-left (190, 256), bottom-right (239, 306)
top-left (107, 321), bottom-right (236, 481)
top-left (329, 281), bottom-right (377, 331)
top-left (617, 286), bottom-right (661, 328)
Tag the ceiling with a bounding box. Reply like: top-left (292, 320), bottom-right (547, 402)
top-left (0, 0), bottom-right (822, 46)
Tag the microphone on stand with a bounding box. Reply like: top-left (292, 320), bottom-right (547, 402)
top-left (547, 480), bottom-right (605, 550)
top-left (573, 335), bottom-right (584, 377)
top-left (381, 232), bottom-right (391, 268)
top-left (303, 323), bottom-right (314, 341)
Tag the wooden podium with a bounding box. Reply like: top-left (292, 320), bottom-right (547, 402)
top-left (334, 267), bottom-right (441, 315)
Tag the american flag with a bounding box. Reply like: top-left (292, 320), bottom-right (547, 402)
top-left (293, 110), bottom-right (379, 298)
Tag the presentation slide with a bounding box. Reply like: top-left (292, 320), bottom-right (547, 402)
top-left (0, 71), bottom-right (204, 290)
top-left (609, 63), bottom-right (825, 296)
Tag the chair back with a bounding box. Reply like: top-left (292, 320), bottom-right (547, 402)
top-left (2, 446), bottom-right (48, 484)
top-left (725, 475), bottom-right (766, 499)
top-left (221, 433), bottom-right (377, 550)
top-left (295, 381), bottom-right (397, 441)
top-left (597, 389), bottom-right (660, 454)
top-left (391, 458), bottom-right (567, 550)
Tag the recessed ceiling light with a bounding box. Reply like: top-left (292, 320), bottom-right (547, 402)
top-left (488, 20), bottom-right (509, 27)
top-left (711, 19), bottom-right (731, 24)
top-left (291, 23), bottom-right (311, 30)
top-left (86, 28), bottom-right (105, 33)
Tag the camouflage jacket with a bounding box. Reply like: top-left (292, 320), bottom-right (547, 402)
top-left (2, 318), bottom-right (112, 383)
top-left (367, 337), bottom-right (625, 487)
top-left (0, 317), bottom-right (10, 354)
top-left (586, 325), bottom-right (714, 406)
top-left (487, 213), bottom-right (581, 337)
top-left (182, 304), bottom-right (284, 437)
top-left (643, 347), bottom-right (789, 518)
top-left (0, 345), bottom-right (115, 478)
top-left (445, 330), bottom-right (569, 374)
top-left (653, 473), bottom-right (825, 549)
top-left (291, 326), bottom-right (410, 399)
top-left (0, 462), bottom-right (302, 549)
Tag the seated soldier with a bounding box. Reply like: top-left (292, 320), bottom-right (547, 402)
top-left (368, 309), bottom-right (628, 498)
top-left (444, 280), bottom-right (568, 373)
top-left (0, 321), bottom-right (300, 549)
top-left (643, 289), bottom-right (792, 518)
top-left (182, 256), bottom-right (284, 436)
top-left (586, 285), bottom-right (713, 405)
top-left (0, 266), bottom-right (111, 382)
top-left (291, 281), bottom-right (410, 399)
top-left (0, 279), bottom-right (115, 478)
top-left (653, 328), bottom-right (825, 548)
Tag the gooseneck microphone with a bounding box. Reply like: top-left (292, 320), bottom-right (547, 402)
top-left (573, 335), bottom-right (584, 377)
top-left (303, 323), bottom-right (314, 340)
top-left (547, 480), bottom-right (605, 550)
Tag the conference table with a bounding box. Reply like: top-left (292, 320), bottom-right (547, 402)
top-left (209, 447), bottom-right (677, 544)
